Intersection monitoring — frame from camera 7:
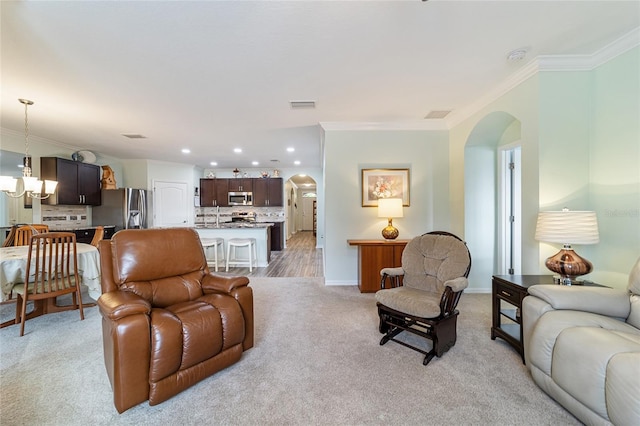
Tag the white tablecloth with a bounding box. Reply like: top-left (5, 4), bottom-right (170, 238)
top-left (0, 243), bottom-right (101, 301)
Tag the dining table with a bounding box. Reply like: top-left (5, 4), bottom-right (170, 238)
top-left (0, 243), bottom-right (101, 328)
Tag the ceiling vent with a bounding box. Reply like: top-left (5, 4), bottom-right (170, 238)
top-left (122, 134), bottom-right (147, 139)
top-left (424, 110), bottom-right (451, 119)
top-left (290, 100), bottom-right (316, 109)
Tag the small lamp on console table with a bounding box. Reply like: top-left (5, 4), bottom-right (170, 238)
top-left (378, 198), bottom-right (403, 240)
top-left (535, 208), bottom-right (599, 285)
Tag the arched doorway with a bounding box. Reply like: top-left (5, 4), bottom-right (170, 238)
top-left (285, 173), bottom-right (317, 245)
top-left (464, 112), bottom-right (522, 284)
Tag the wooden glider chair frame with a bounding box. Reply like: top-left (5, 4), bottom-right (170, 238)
top-left (376, 231), bottom-right (472, 365)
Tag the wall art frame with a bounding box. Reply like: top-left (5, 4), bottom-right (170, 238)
top-left (361, 168), bottom-right (410, 207)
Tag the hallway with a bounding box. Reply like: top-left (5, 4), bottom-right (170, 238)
top-left (223, 231), bottom-right (323, 278)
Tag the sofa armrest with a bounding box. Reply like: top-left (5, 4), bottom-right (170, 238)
top-left (202, 273), bottom-right (250, 294)
top-left (528, 285), bottom-right (630, 319)
top-left (98, 291), bottom-right (151, 321)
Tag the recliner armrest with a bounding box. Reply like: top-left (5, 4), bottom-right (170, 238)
top-left (202, 273), bottom-right (250, 294)
top-left (528, 285), bottom-right (630, 319)
top-left (98, 291), bottom-right (151, 321)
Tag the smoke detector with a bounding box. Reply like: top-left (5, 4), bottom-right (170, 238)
top-left (507, 48), bottom-right (528, 62)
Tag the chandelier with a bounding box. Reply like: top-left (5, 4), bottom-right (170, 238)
top-left (0, 99), bottom-right (58, 199)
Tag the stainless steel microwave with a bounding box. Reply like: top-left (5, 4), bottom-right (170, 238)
top-left (228, 191), bottom-right (253, 206)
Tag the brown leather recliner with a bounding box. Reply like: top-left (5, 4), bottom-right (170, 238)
top-left (97, 228), bottom-right (253, 413)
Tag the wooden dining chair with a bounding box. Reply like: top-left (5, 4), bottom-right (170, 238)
top-left (12, 232), bottom-right (85, 336)
top-left (13, 224), bottom-right (50, 246)
top-left (2, 225), bottom-right (20, 247)
top-left (90, 226), bottom-right (105, 248)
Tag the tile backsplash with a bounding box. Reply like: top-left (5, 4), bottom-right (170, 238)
top-left (41, 205), bottom-right (88, 230)
top-left (195, 206), bottom-right (284, 226)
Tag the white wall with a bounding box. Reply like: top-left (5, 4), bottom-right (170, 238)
top-left (323, 129), bottom-right (450, 285)
top-left (449, 47), bottom-right (640, 289)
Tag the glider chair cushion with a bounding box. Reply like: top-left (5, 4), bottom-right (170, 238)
top-left (97, 228), bottom-right (254, 413)
top-left (522, 257), bottom-right (640, 426)
top-left (375, 231), bottom-right (471, 365)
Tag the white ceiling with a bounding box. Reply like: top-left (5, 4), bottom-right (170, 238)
top-left (2, 1), bottom-right (639, 179)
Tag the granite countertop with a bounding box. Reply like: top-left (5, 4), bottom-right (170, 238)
top-left (49, 225), bottom-right (116, 231)
top-left (194, 222), bottom-right (274, 229)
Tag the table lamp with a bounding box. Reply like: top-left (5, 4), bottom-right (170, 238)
top-left (535, 209), bottom-right (599, 285)
top-left (378, 198), bottom-right (403, 240)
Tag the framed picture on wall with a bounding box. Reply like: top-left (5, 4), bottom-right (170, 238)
top-left (361, 168), bottom-right (410, 207)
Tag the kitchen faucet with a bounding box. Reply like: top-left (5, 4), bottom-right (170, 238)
top-left (216, 205), bottom-right (220, 227)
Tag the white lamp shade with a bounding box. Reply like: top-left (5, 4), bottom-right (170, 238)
top-left (23, 176), bottom-right (42, 193)
top-left (535, 210), bottom-right (599, 245)
top-left (44, 180), bottom-right (58, 194)
top-left (378, 198), bottom-right (404, 218)
top-left (0, 176), bottom-right (18, 192)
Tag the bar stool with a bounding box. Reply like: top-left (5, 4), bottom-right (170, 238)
top-left (226, 238), bottom-right (257, 272)
top-left (200, 238), bottom-right (225, 272)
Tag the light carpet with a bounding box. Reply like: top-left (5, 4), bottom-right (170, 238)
top-left (0, 277), bottom-right (580, 425)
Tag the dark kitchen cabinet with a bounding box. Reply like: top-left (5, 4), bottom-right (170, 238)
top-left (253, 178), bottom-right (283, 207)
top-left (59, 226), bottom-right (115, 244)
top-left (270, 222), bottom-right (283, 251)
top-left (40, 157), bottom-right (101, 205)
top-left (200, 178), bottom-right (229, 207)
top-left (228, 178), bottom-right (252, 193)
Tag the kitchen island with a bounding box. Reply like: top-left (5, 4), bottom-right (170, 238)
top-left (194, 223), bottom-right (273, 267)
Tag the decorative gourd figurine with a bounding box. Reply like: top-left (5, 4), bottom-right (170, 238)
top-left (101, 165), bottom-right (117, 189)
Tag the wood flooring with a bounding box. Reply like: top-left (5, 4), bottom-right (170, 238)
top-left (221, 231), bottom-right (323, 278)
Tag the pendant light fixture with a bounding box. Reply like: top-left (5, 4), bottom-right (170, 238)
top-left (0, 99), bottom-right (58, 199)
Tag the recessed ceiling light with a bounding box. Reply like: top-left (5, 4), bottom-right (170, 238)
top-left (294, 160), bottom-right (301, 165)
top-left (181, 148), bottom-right (191, 154)
top-left (234, 148), bottom-right (242, 153)
top-left (287, 147), bottom-right (295, 152)
top-left (252, 161), bottom-right (259, 166)
top-left (210, 161), bottom-right (217, 166)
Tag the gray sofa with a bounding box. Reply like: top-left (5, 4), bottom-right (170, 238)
top-left (523, 258), bottom-right (640, 426)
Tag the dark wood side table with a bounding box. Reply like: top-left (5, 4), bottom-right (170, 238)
top-left (491, 275), bottom-right (605, 363)
top-left (347, 239), bottom-right (410, 293)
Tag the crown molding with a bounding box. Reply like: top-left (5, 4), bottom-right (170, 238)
top-left (320, 120), bottom-right (448, 132)
top-left (0, 127), bottom-right (80, 152)
top-left (445, 27), bottom-right (639, 128)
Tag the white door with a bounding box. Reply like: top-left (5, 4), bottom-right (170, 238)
top-left (153, 180), bottom-right (190, 227)
top-left (301, 193), bottom-right (315, 231)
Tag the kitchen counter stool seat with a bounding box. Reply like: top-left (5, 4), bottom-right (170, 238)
top-left (200, 237), bottom-right (225, 272)
top-left (226, 238), bottom-right (257, 272)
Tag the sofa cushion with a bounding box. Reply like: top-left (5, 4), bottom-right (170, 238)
top-left (529, 310), bottom-right (639, 376)
top-left (551, 327), bottom-right (640, 422)
top-left (628, 257), bottom-right (640, 329)
top-left (606, 351), bottom-right (640, 426)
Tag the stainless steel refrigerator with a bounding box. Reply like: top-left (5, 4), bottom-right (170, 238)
top-left (92, 188), bottom-right (150, 231)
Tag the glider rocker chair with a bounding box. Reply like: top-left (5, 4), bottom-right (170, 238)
top-left (97, 228), bottom-right (254, 413)
top-left (375, 231), bottom-right (472, 365)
